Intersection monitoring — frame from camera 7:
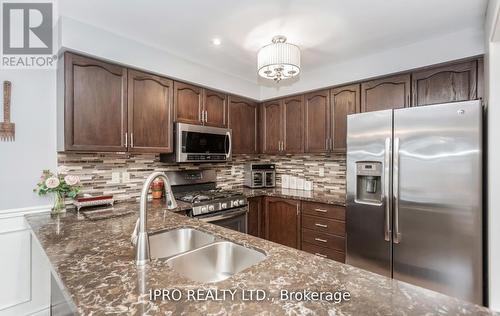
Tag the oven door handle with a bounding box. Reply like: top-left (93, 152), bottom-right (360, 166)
top-left (199, 208), bottom-right (247, 223)
top-left (225, 131), bottom-right (232, 159)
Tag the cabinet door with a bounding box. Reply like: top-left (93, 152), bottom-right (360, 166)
top-left (304, 90), bottom-right (330, 153)
top-left (64, 53), bottom-right (127, 151)
top-left (330, 84), bottom-right (360, 151)
top-left (173, 82), bottom-right (203, 125)
top-left (361, 74), bottom-right (410, 112)
top-left (203, 89), bottom-right (227, 127)
top-left (228, 96), bottom-right (259, 154)
top-left (265, 197), bottom-right (300, 249)
top-left (247, 197), bottom-right (262, 238)
top-left (261, 100), bottom-right (283, 154)
top-left (283, 96), bottom-right (304, 153)
top-left (412, 60), bottom-right (477, 106)
top-left (128, 70), bottom-right (173, 153)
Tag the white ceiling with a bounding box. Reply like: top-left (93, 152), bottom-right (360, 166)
top-left (59, 0), bottom-right (488, 96)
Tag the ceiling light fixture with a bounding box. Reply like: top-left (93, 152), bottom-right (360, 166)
top-left (212, 38), bottom-right (221, 46)
top-left (257, 35), bottom-right (300, 83)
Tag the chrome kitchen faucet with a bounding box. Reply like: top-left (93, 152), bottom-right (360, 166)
top-left (132, 172), bottom-right (178, 266)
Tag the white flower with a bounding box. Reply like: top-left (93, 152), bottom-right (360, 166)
top-left (57, 165), bottom-right (70, 174)
top-left (45, 177), bottom-right (60, 189)
top-left (64, 175), bottom-right (79, 186)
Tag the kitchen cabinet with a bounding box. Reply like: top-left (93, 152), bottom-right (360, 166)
top-left (264, 197), bottom-right (300, 249)
top-left (412, 60), bottom-right (478, 106)
top-left (301, 201), bottom-right (346, 263)
top-left (330, 84), bottom-right (360, 151)
top-left (261, 100), bottom-right (282, 154)
top-left (247, 197), bottom-right (263, 238)
top-left (228, 95), bottom-right (259, 154)
top-left (282, 96), bottom-right (305, 153)
top-left (361, 74), bottom-right (411, 112)
top-left (304, 90), bottom-right (330, 153)
top-left (203, 89), bottom-right (228, 127)
top-left (62, 52), bottom-right (128, 152)
top-left (173, 82), bottom-right (203, 125)
top-left (128, 70), bottom-right (173, 153)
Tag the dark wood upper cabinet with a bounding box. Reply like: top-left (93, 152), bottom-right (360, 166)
top-left (361, 74), bottom-right (411, 112)
top-left (228, 95), bottom-right (259, 154)
top-left (304, 90), bottom-right (330, 153)
top-left (63, 53), bottom-right (127, 152)
top-left (283, 96), bottom-right (304, 153)
top-left (128, 70), bottom-right (173, 153)
top-left (173, 82), bottom-right (203, 125)
top-left (247, 197), bottom-right (263, 238)
top-left (412, 60), bottom-right (477, 106)
top-left (330, 84), bottom-right (360, 151)
top-left (265, 197), bottom-right (300, 249)
top-left (203, 89), bottom-right (227, 127)
top-left (261, 100), bottom-right (283, 154)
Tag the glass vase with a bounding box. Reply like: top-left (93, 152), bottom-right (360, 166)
top-left (52, 192), bottom-right (67, 215)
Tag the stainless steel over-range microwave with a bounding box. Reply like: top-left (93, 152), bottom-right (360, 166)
top-left (160, 123), bottom-right (232, 163)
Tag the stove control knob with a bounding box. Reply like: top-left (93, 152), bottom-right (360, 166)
top-left (232, 200), bottom-right (239, 207)
top-left (221, 202), bottom-right (227, 209)
top-left (208, 205), bottom-right (215, 212)
top-left (239, 199), bottom-right (246, 205)
top-left (201, 206), bottom-right (208, 213)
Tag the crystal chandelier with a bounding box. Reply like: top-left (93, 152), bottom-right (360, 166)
top-left (257, 35), bottom-right (301, 82)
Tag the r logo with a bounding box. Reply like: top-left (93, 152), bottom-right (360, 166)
top-left (2, 2), bottom-right (53, 54)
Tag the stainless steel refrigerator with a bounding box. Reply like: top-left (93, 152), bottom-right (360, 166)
top-left (346, 100), bottom-right (483, 305)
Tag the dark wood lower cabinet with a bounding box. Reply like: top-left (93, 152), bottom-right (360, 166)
top-left (264, 197), bottom-right (300, 249)
top-left (247, 197), bottom-right (263, 238)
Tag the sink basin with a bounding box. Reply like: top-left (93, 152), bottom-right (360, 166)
top-left (166, 241), bottom-right (266, 283)
top-left (149, 228), bottom-right (217, 259)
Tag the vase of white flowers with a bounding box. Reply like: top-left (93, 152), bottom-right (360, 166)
top-left (34, 166), bottom-right (81, 215)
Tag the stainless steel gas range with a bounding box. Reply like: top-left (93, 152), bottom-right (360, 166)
top-left (167, 170), bottom-right (248, 233)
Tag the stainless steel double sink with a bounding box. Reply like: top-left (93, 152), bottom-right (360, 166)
top-left (148, 228), bottom-right (266, 283)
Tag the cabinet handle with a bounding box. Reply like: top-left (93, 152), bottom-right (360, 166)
top-left (314, 237), bottom-right (328, 243)
top-left (314, 253), bottom-right (328, 258)
top-left (296, 204), bottom-right (299, 216)
top-left (314, 208), bottom-right (328, 213)
top-left (124, 133), bottom-right (128, 147)
top-left (325, 138), bottom-right (328, 150)
top-left (130, 133), bottom-right (134, 148)
top-left (330, 138), bottom-right (333, 151)
top-left (199, 110), bottom-right (202, 123)
top-left (315, 223), bottom-right (327, 228)
top-left (205, 110), bottom-right (208, 122)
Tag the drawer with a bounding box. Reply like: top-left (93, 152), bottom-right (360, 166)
top-left (302, 214), bottom-right (345, 236)
top-left (302, 228), bottom-right (345, 251)
top-left (302, 242), bottom-right (345, 263)
top-left (302, 201), bottom-right (345, 220)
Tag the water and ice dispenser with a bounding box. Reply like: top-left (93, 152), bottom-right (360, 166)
top-left (355, 162), bottom-right (383, 204)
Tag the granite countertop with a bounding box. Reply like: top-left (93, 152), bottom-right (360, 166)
top-left (26, 201), bottom-right (495, 315)
top-left (235, 187), bottom-right (346, 206)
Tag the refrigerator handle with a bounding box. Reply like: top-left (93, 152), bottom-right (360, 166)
top-left (384, 137), bottom-right (392, 242)
top-left (393, 137), bottom-right (402, 244)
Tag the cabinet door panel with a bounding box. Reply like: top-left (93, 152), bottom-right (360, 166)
top-left (247, 197), bottom-right (262, 238)
top-left (361, 74), bottom-right (410, 112)
top-left (412, 61), bottom-right (477, 106)
top-left (304, 90), bottom-right (330, 153)
top-left (65, 53), bottom-right (127, 151)
top-left (283, 96), bottom-right (304, 153)
top-left (265, 197), bottom-right (300, 249)
top-left (262, 100), bottom-right (282, 154)
top-left (228, 96), bottom-right (259, 154)
top-left (331, 84), bottom-right (360, 150)
top-left (128, 70), bottom-right (173, 153)
top-left (174, 82), bottom-right (202, 125)
top-left (204, 90), bottom-right (227, 127)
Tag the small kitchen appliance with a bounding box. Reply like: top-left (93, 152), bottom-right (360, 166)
top-left (244, 163), bottom-right (276, 188)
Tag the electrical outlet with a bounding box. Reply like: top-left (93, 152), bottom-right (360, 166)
top-left (111, 172), bottom-right (120, 183)
top-left (122, 172), bottom-right (130, 183)
top-left (319, 167), bottom-right (325, 177)
top-left (231, 166), bottom-right (236, 176)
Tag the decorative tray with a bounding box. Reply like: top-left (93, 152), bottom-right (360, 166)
top-left (74, 195), bottom-right (114, 211)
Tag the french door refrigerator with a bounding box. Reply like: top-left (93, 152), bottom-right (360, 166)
top-left (346, 100), bottom-right (483, 305)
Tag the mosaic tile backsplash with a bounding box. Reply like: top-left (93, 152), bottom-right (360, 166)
top-left (58, 153), bottom-right (346, 202)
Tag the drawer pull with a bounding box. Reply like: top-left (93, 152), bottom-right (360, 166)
top-left (314, 238), bottom-right (328, 243)
top-left (315, 208), bottom-right (328, 213)
top-left (315, 253), bottom-right (327, 258)
top-left (315, 223), bottom-right (327, 228)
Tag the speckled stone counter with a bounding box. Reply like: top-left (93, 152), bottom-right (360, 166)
top-left (26, 203), bottom-right (496, 315)
top-left (236, 187), bottom-right (346, 206)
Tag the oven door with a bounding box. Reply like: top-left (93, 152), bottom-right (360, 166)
top-left (176, 123), bottom-right (231, 162)
top-left (198, 208), bottom-right (248, 233)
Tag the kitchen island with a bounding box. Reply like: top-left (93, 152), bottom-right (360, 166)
top-left (26, 201), bottom-right (495, 315)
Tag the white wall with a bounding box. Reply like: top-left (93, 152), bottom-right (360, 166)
top-left (485, 0), bottom-right (500, 310)
top-left (0, 69), bottom-right (57, 212)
